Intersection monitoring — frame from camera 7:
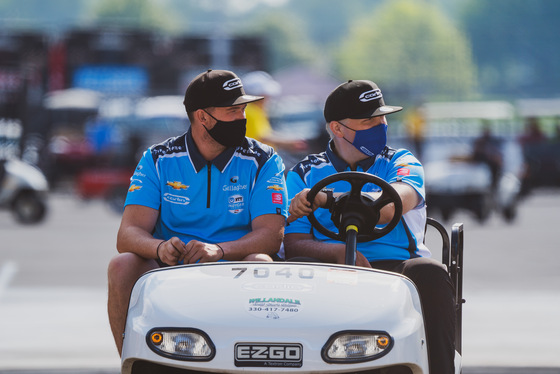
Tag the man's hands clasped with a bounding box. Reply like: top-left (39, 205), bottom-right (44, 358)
top-left (157, 237), bottom-right (224, 265)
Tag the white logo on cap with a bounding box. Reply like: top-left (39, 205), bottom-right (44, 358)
top-left (223, 78), bottom-right (242, 91)
top-left (359, 89), bottom-right (382, 102)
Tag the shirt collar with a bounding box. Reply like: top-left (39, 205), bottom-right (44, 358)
top-left (325, 140), bottom-right (378, 172)
top-left (186, 128), bottom-right (237, 173)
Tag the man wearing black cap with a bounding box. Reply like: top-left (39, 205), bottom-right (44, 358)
top-left (284, 80), bottom-right (456, 373)
top-left (107, 70), bottom-right (288, 355)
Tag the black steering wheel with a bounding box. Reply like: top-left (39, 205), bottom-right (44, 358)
top-left (306, 171), bottom-right (403, 243)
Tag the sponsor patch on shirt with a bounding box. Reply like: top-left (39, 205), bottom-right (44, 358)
top-left (267, 184), bottom-right (284, 191)
top-left (272, 193), bottom-right (283, 204)
top-left (128, 184), bottom-right (142, 192)
top-left (397, 168), bottom-right (410, 176)
top-left (228, 194), bottom-right (245, 214)
top-left (163, 193), bottom-right (190, 205)
top-left (267, 176), bottom-right (284, 184)
top-left (166, 181), bottom-right (189, 190)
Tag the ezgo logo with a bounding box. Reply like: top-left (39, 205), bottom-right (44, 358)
top-left (235, 343), bottom-right (303, 368)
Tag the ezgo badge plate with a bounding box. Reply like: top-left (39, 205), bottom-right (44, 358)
top-left (235, 343), bottom-right (303, 368)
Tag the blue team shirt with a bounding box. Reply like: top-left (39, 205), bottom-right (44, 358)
top-left (285, 141), bottom-right (430, 261)
top-left (125, 129), bottom-right (288, 245)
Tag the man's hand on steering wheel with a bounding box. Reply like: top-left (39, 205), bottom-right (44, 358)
top-left (287, 188), bottom-right (328, 224)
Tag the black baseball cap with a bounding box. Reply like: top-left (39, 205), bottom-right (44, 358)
top-left (183, 69), bottom-right (263, 112)
top-left (324, 80), bottom-right (402, 122)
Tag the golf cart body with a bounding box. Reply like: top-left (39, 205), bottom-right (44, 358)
top-left (123, 262), bottom-right (428, 373)
top-left (121, 173), bottom-right (464, 373)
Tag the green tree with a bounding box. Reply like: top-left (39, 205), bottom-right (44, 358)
top-left (281, 0), bottom-right (384, 48)
top-left (336, 0), bottom-right (477, 102)
top-left (241, 10), bottom-right (319, 73)
top-left (461, 0), bottom-right (560, 98)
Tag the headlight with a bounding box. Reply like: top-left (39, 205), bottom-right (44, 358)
top-left (321, 330), bottom-right (393, 363)
top-left (147, 328), bottom-right (215, 361)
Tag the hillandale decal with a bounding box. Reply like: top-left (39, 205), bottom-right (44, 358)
top-left (247, 297), bottom-right (301, 319)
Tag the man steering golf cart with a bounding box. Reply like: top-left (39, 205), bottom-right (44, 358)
top-left (285, 80), bottom-right (456, 373)
top-left (107, 69), bottom-right (288, 356)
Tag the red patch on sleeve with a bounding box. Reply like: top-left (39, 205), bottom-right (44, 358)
top-left (272, 193), bottom-right (283, 204)
top-left (397, 168), bottom-right (410, 176)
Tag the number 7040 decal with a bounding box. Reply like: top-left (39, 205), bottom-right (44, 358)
top-left (231, 267), bottom-right (314, 279)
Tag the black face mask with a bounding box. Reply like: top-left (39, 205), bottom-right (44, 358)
top-left (202, 110), bottom-right (247, 148)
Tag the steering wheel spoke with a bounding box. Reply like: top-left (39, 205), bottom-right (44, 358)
top-left (348, 179), bottom-right (368, 198)
top-left (371, 191), bottom-right (394, 210)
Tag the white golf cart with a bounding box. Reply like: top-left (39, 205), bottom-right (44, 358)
top-left (416, 100), bottom-right (523, 223)
top-left (121, 172), bottom-right (464, 373)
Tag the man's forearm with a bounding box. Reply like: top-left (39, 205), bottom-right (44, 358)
top-left (221, 224), bottom-right (283, 260)
top-left (116, 226), bottom-right (162, 259)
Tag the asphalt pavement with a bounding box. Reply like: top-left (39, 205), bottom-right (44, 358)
top-left (0, 189), bottom-right (559, 373)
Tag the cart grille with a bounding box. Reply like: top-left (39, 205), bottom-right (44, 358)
top-left (131, 360), bottom-right (413, 373)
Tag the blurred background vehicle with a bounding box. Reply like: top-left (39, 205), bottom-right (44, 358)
top-left (42, 88), bottom-right (103, 187)
top-left (0, 117), bottom-right (49, 224)
top-left (77, 95), bottom-right (188, 213)
top-left (422, 136), bottom-right (522, 223)
top-left (392, 101), bottom-right (523, 224)
top-left (84, 95), bottom-right (187, 163)
top-left (0, 157), bottom-right (48, 224)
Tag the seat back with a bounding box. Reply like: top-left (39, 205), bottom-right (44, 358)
top-left (425, 217), bottom-right (464, 354)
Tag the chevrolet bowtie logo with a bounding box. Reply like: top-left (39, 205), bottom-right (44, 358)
top-left (267, 185), bottom-right (284, 191)
top-left (167, 181), bottom-right (189, 190)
